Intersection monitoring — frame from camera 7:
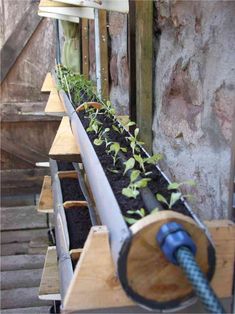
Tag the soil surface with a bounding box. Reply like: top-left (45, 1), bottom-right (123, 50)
top-left (77, 110), bottom-right (192, 223)
top-left (64, 206), bottom-right (92, 250)
top-left (60, 178), bottom-right (86, 202)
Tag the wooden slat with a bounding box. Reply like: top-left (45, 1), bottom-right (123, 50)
top-left (81, 18), bottom-right (89, 78)
top-left (39, 246), bottom-right (61, 300)
top-left (38, 176), bottom-right (54, 214)
top-left (41, 73), bottom-right (56, 93)
top-left (0, 3), bottom-right (42, 82)
top-left (49, 116), bottom-right (81, 162)
top-left (99, 10), bottom-right (109, 99)
top-left (135, 0), bottom-right (153, 153)
top-left (51, 0), bottom-right (129, 13)
top-left (44, 91), bottom-right (65, 114)
top-left (64, 221), bottom-right (234, 311)
top-left (38, 10), bottom-right (80, 23)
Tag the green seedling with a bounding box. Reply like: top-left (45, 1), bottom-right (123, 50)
top-left (167, 180), bottom-right (196, 190)
top-left (108, 142), bottom-right (127, 166)
top-left (123, 158), bottom-right (135, 175)
top-left (124, 208), bottom-right (146, 225)
top-left (122, 170), bottom-right (151, 199)
top-left (134, 153), bottom-right (163, 173)
top-left (86, 117), bottom-right (102, 134)
top-left (156, 192), bottom-right (182, 209)
top-left (126, 128), bottom-right (145, 154)
top-left (93, 128), bottom-right (110, 146)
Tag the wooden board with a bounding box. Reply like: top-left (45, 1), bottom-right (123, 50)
top-left (39, 0), bottom-right (95, 19)
top-left (41, 72), bottom-right (56, 93)
top-left (81, 18), bottom-right (89, 78)
top-left (49, 116), bottom-right (81, 162)
top-left (39, 246), bottom-right (61, 300)
top-left (44, 91), bottom-right (65, 114)
top-left (38, 176), bottom-right (54, 214)
top-left (63, 221), bottom-right (234, 311)
top-left (38, 10), bottom-right (80, 23)
top-left (51, 0), bottom-right (129, 13)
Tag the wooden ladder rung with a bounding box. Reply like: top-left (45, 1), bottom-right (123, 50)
top-left (44, 90), bottom-right (65, 115)
top-left (41, 72), bottom-right (56, 93)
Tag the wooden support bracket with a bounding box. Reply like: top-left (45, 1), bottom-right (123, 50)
top-left (49, 116), bottom-right (81, 162)
top-left (63, 221), bottom-right (234, 312)
top-left (37, 175), bottom-right (54, 214)
top-left (41, 72), bottom-right (56, 93)
top-left (39, 246), bottom-right (61, 300)
top-left (44, 91), bottom-right (66, 115)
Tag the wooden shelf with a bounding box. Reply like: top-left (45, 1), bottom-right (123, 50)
top-left (39, 0), bottom-right (95, 20)
top-left (37, 176), bottom-right (54, 214)
top-left (49, 116), bottom-right (81, 162)
top-left (39, 246), bottom-right (61, 300)
top-left (44, 91), bottom-right (66, 115)
top-left (51, 0), bottom-right (129, 13)
top-left (41, 72), bottom-right (56, 93)
top-left (63, 221), bottom-right (234, 312)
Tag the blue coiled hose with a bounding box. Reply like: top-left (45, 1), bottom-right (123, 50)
top-left (176, 246), bottom-right (226, 314)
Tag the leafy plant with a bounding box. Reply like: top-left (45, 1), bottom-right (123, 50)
top-left (156, 192), bottom-right (182, 209)
top-left (126, 128), bottom-right (145, 155)
top-left (108, 142), bottom-right (127, 166)
top-left (134, 153), bottom-right (163, 173)
top-left (123, 157), bottom-right (135, 175)
top-left (124, 208), bottom-right (146, 225)
top-left (93, 128), bottom-right (110, 146)
top-left (167, 180), bottom-right (196, 190)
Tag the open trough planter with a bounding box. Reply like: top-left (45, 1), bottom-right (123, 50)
top-left (59, 89), bottom-right (216, 311)
top-left (50, 159), bottom-right (92, 301)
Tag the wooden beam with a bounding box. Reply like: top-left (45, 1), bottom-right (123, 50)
top-left (135, 0), bottom-right (153, 153)
top-left (98, 10), bottom-right (109, 99)
top-left (1, 168), bottom-right (50, 196)
top-left (38, 10), bottom-right (80, 23)
top-left (0, 3), bottom-right (42, 83)
top-left (0, 102), bottom-right (61, 122)
top-left (39, 246), bottom-right (61, 300)
top-left (49, 116), bottom-right (81, 162)
top-left (37, 176), bottom-right (54, 214)
top-left (81, 19), bottom-right (89, 79)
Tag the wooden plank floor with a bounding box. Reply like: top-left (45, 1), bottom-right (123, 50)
top-left (0, 204), bottom-right (53, 312)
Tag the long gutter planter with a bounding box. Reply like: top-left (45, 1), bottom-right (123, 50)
top-left (59, 90), bottom-right (216, 312)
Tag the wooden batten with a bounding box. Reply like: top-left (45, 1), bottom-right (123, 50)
top-left (39, 246), bottom-right (61, 300)
top-left (51, 0), bottom-right (129, 13)
top-left (41, 72), bottom-right (56, 92)
top-left (44, 91), bottom-right (66, 115)
top-left (63, 221), bottom-right (234, 312)
top-left (58, 170), bottom-right (78, 179)
top-left (37, 175), bottom-right (54, 213)
top-left (38, 10), bottom-right (80, 23)
top-left (49, 116), bottom-right (81, 162)
top-left (63, 200), bottom-right (88, 209)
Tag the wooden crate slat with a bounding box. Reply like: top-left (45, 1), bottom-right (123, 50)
top-left (38, 10), bottom-right (80, 23)
top-left (37, 176), bottom-right (54, 214)
top-left (38, 246), bottom-right (61, 300)
top-left (44, 91), bottom-right (65, 114)
top-left (49, 116), bottom-right (81, 162)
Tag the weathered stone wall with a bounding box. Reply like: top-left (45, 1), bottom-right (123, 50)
top-left (152, 0), bottom-right (235, 219)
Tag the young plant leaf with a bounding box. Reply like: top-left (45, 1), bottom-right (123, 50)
top-left (124, 217), bottom-right (138, 225)
top-left (107, 168), bottom-right (120, 174)
top-left (112, 125), bottom-right (120, 134)
top-left (134, 128), bottom-right (139, 138)
top-left (94, 138), bottom-right (103, 146)
top-left (151, 207), bottom-right (159, 214)
top-left (169, 192), bottom-right (182, 208)
top-left (124, 158), bottom-right (135, 175)
top-left (146, 153), bottom-right (163, 165)
top-left (135, 178), bottom-right (151, 189)
top-left (156, 193), bottom-right (168, 206)
top-left (167, 182), bottom-right (180, 190)
top-left (130, 170), bottom-right (141, 183)
top-left (122, 187), bottom-right (139, 199)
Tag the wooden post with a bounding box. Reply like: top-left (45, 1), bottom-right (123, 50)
top-left (135, 0), bottom-right (153, 153)
top-left (81, 18), bottom-right (89, 79)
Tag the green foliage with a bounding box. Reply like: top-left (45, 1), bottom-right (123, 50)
top-left (123, 158), bottom-right (135, 175)
top-left (167, 180), bottom-right (196, 190)
top-left (124, 208), bottom-right (146, 225)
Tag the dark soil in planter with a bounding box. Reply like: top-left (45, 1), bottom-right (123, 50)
top-left (64, 206), bottom-right (92, 250)
top-left (60, 178), bottom-right (86, 202)
top-left (77, 110), bottom-right (192, 223)
top-left (57, 160), bottom-right (75, 171)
